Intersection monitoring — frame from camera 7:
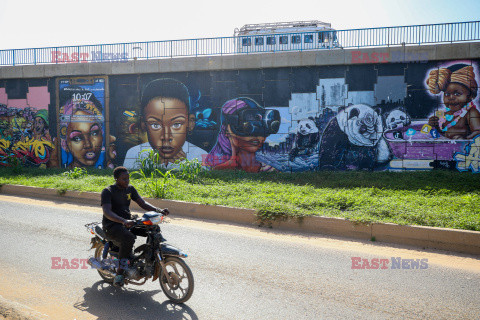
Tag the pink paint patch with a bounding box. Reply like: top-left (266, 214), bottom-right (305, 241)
top-left (0, 88), bottom-right (7, 105)
top-left (27, 86), bottom-right (50, 108)
top-left (7, 99), bottom-right (28, 109)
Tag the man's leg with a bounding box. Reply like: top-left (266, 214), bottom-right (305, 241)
top-left (104, 224), bottom-right (136, 285)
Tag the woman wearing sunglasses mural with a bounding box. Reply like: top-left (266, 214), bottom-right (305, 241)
top-left (205, 97), bottom-right (280, 172)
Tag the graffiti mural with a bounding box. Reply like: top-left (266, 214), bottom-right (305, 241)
top-left (105, 60), bottom-right (480, 173)
top-left (58, 77), bottom-right (115, 169)
top-left (2, 58), bottom-right (478, 173)
top-left (117, 78), bottom-right (208, 169)
top-left (205, 97), bottom-right (280, 172)
top-left (0, 81), bottom-right (57, 167)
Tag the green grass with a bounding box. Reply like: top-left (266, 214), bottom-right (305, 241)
top-left (1, 167), bottom-right (479, 231)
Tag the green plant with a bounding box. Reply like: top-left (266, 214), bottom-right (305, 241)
top-left (136, 149), bottom-right (164, 177)
top-left (56, 187), bottom-right (67, 196)
top-left (6, 155), bottom-right (23, 173)
top-left (63, 167), bottom-right (87, 179)
top-left (174, 158), bottom-right (205, 183)
top-left (131, 167), bottom-right (176, 199)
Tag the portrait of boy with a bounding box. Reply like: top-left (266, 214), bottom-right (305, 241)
top-left (123, 78), bottom-right (206, 169)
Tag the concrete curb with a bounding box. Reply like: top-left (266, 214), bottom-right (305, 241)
top-left (1, 184), bottom-right (479, 255)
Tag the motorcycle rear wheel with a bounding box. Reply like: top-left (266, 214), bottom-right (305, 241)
top-left (94, 244), bottom-right (115, 284)
top-left (159, 257), bottom-right (194, 304)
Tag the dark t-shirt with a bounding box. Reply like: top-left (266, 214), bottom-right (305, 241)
top-left (101, 184), bottom-right (140, 229)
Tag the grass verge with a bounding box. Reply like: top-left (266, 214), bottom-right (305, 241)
top-left (0, 167), bottom-right (479, 231)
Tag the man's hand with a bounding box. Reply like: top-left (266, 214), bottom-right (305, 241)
top-left (124, 220), bottom-right (135, 228)
top-left (157, 208), bottom-right (169, 216)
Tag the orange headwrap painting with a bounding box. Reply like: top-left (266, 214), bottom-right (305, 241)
top-left (426, 65), bottom-right (478, 98)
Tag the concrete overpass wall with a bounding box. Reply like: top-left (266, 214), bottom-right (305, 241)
top-left (0, 43), bottom-right (479, 172)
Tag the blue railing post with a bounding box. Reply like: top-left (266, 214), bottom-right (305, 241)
top-left (12, 50), bottom-right (15, 66)
top-left (34, 48), bottom-right (36, 65)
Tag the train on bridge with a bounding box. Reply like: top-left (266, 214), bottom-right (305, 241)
top-left (234, 20), bottom-right (340, 53)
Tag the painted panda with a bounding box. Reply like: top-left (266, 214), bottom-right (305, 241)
top-left (383, 107), bottom-right (411, 131)
top-left (318, 104), bottom-right (391, 170)
top-left (289, 117), bottom-right (320, 161)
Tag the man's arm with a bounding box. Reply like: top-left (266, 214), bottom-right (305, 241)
top-left (102, 203), bottom-right (130, 225)
top-left (133, 196), bottom-right (169, 215)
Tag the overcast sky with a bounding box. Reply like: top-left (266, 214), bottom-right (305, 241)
top-left (1, 0), bottom-right (479, 50)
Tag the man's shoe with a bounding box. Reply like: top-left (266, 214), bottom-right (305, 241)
top-left (113, 274), bottom-right (125, 287)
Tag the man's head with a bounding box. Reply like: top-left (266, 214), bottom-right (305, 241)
top-left (113, 166), bottom-right (129, 189)
top-left (140, 79), bottom-right (195, 159)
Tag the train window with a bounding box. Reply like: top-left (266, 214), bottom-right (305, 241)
top-left (304, 35), bottom-right (313, 43)
top-left (242, 38), bottom-right (252, 46)
top-left (255, 37), bottom-right (264, 46)
top-left (266, 37), bottom-right (276, 45)
top-left (279, 36), bottom-right (288, 44)
top-left (291, 35), bottom-right (301, 44)
top-left (318, 32), bottom-right (326, 42)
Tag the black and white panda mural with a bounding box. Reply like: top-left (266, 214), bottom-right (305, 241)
top-left (383, 107), bottom-right (411, 131)
top-left (318, 104), bottom-right (392, 170)
top-left (289, 117), bottom-right (320, 162)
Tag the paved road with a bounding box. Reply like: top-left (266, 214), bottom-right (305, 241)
top-left (0, 195), bottom-right (479, 320)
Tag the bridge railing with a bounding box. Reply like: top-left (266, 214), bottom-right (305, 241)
top-left (1, 21), bottom-right (479, 66)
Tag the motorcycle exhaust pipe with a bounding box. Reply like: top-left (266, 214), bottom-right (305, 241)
top-left (87, 257), bottom-right (115, 277)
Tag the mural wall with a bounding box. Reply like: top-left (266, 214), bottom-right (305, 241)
top-left (1, 59), bottom-right (479, 173)
top-left (0, 79), bottom-right (57, 167)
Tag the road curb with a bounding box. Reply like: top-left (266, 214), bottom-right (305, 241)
top-left (1, 184), bottom-right (479, 255)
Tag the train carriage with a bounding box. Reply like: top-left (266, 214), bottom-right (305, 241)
top-left (234, 20), bottom-right (340, 54)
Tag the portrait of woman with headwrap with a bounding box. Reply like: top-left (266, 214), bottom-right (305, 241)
top-left (427, 64), bottom-right (480, 139)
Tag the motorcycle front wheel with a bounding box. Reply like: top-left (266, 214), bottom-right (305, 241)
top-left (94, 244), bottom-right (115, 284)
top-left (159, 257), bottom-right (194, 304)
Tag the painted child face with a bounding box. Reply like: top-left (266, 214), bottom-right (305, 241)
top-left (66, 110), bottom-right (103, 166)
top-left (443, 83), bottom-right (471, 111)
top-left (142, 97), bottom-right (195, 159)
top-left (227, 125), bottom-right (266, 153)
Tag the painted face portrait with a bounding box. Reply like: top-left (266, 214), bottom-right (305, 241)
top-left (226, 125), bottom-right (266, 153)
top-left (33, 116), bottom-right (46, 136)
top-left (443, 83), bottom-right (471, 111)
top-left (142, 97), bottom-right (195, 160)
top-left (66, 110), bottom-right (103, 167)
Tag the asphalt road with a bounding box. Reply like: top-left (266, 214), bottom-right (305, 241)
top-left (0, 195), bottom-right (479, 320)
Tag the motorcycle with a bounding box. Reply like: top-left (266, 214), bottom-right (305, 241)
top-left (85, 211), bottom-right (194, 304)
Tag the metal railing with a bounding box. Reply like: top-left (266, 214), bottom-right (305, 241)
top-left (1, 21), bottom-right (479, 66)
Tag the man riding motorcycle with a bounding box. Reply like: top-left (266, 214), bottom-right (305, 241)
top-left (101, 166), bottom-right (169, 287)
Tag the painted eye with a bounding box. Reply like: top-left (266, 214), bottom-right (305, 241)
top-left (306, 124), bottom-right (311, 129)
top-left (150, 123), bottom-right (162, 130)
top-left (91, 130), bottom-right (100, 136)
top-left (400, 116), bottom-right (405, 120)
top-left (172, 122), bottom-right (182, 129)
top-left (390, 118), bottom-right (395, 122)
top-left (72, 136), bottom-right (82, 142)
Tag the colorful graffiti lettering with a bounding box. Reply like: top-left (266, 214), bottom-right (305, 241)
top-left (12, 137), bottom-right (54, 165)
top-left (454, 135), bottom-right (480, 173)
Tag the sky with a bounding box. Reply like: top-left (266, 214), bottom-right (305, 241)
top-left (0, 0), bottom-right (479, 50)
